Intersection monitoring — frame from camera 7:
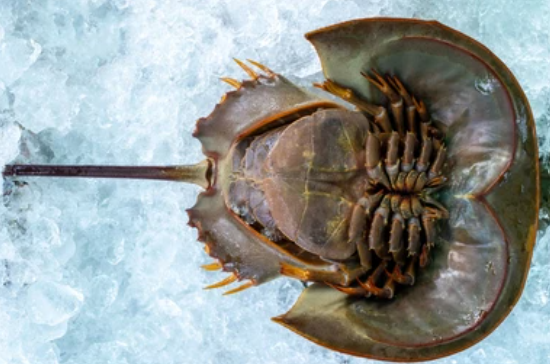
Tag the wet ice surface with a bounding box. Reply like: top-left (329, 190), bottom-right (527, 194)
top-left (1, 0), bottom-right (550, 363)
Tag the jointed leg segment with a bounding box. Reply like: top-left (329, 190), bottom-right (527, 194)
top-left (311, 70), bottom-right (448, 298)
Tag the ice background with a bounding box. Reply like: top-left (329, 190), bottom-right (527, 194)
top-left (0, 0), bottom-right (549, 363)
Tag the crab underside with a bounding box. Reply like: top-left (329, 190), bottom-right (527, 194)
top-left (224, 69), bottom-right (450, 300)
top-left (189, 18), bottom-right (538, 362)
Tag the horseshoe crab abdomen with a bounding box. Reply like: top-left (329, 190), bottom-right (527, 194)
top-left (228, 108), bottom-right (371, 260)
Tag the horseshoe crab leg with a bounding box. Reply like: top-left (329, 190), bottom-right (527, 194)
top-left (280, 262), bottom-right (369, 289)
top-left (413, 172), bottom-right (428, 192)
top-left (416, 138), bottom-right (433, 173)
top-left (401, 132), bottom-right (416, 172)
top-left (2, 160), bottom-right (213, 189)
top-left (366, 133), bottom-right (391, 189)
top-left (350, 192), bottom-right (383, 269)
top-left (314, 80), bottom-right (393, 133)
top-left (368, 195), bottom-right (391, 259)
top-left (429, 145), bottom-right (447, 180)
top-left (413, 98), bottom-right (433, 140)
top-left (387, 256), bottom-right (416, 285)
top-left (388, 213), bottom-right (405, 265)
top-left (325, 282), bottom-right (371, 297)
top-left (362, 70), bottom-right (405, 136)
top-left (388, 75), bottom-right (418, 135)
top-left (385, 132), bottom-right (400, 187)
top-left (407, 217), bottom-right (422, 257)
top-left (357, 261), bottom-right (394, 299)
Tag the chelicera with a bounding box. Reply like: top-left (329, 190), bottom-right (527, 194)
top-left (2, 18), bottom-right (539, 362)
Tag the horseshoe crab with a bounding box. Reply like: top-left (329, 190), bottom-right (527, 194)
top-left (2, 18), bottom-right (539, 361)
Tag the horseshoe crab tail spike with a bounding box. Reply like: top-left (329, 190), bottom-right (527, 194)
top-left (2, 159), bottom-right (213, 189)
top-left (223, 281), bottom-right (254, 296)
top-left (204, 274), bottom-right (238, 290)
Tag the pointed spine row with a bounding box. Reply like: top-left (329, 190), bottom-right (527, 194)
top-left (201, 59), bottom-right (279, 296)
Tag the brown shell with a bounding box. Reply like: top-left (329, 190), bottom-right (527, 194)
top-left (187, 18), bottom-right (539, 362)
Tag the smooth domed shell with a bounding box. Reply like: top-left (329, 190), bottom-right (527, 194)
top-left (188, 69), bottom-right (356, 286)
top-left (273, 18), bottom-right (539, 361)
top-left (262, 109), bottom-right (370, 260)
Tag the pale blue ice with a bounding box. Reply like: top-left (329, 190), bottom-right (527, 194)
top-left (1, 1), bottom-right (550, 363)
